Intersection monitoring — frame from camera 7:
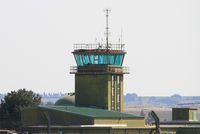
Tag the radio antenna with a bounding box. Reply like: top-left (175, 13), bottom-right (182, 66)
top-left (104, 9), bottom-right (111, 50)
top-left (121, 28), bottom-right (123, 45)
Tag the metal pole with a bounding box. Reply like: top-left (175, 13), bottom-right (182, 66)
top-left (105, 9), bottom-right (111, 50)
top-left (150, 111), bottom-right (161, 134)
top-left (43, 112), bottom-right (51, 134)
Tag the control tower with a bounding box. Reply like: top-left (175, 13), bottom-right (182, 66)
top-left (70, 10), bottom-right (129, 112)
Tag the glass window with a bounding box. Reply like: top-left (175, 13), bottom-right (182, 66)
top-left (109, 55), bottom-right (115, 65)
top-left (75, 54), bottom-right (124, 66)
top-left (111, 75), bottom-right (115, 111)
top-left (82, 55), bottom-right (90, 65)
top-left (192, 111), bottom-right (197, 121)
top-left (94, 55), bottom-right (98, 64)
top-left (116, 75), bottom-right (120, 112)
top-left (74, 54), bottom-right (83, 66)
top-left (89, 55), bottom-right (94, 64)
top-left (98, 55), bottom-right (104, 64)
top-left (115, 54), bottom-right (124, 65)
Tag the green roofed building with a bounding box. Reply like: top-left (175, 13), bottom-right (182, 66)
top-left (22, 105), bottom-right (144, 127)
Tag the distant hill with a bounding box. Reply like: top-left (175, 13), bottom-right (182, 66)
top-left (124, 93), bottom-right (200, 107)
top-left (2, 91), bottom-right (200, 107)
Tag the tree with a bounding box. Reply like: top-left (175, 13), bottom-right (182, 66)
top-left (0, 88), bottom-right (41, 129)
top-left (4, 88), bottom-right (41, 114)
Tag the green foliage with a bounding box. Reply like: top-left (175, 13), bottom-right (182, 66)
top-left (4, 88), bottom-right (41, 114)
top-left (0, 88), bottom-right (41, 129)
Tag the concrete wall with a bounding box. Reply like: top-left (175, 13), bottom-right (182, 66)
top-left (75, 74), bottom-right (124, 112)
top-left (75, 74), bottom-right (109, 109)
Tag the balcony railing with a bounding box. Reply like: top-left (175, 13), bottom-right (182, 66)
top-left (73, 43), bottom-right (125, 51)
top-left (70, 65), bottom-right (129, 74)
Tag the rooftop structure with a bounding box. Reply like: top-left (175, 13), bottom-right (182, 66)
top-left (172, 108), bottom-right (198, 121)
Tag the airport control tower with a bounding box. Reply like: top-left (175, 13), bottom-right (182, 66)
top-left (70, 9), bottom-right (129, 112)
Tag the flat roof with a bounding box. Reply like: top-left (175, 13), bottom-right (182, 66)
top-left (38, 105), bottom-right (143, 119)
top-left (172, 107), bottom-right (198, 110)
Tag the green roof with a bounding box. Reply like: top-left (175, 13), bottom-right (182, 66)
top-left (38, 105), bottom-right (143, 119)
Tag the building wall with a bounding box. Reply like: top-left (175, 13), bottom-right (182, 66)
top-left (75, 74), bottom-right (124, 112)
top-left (75, 74), bottom-right (109, 109)
top-left (111, 129), bottom-right (152, 134)
top-left (23, 125), bottom-right (200, 134)
top-left (172, 108), bottom-right (189, 121)
top-left (29, 127), bottom-right (154, 134)
top-left (21, 107), bottom-right (39, 126)
top-left (176, 128), bottom-right (200, 134)
top-left (94, 118), bottom-right (145, 127)
top-left (40, 128), bottom-right (111, 134)
top-left (172, 108), bottom-right (198, 121)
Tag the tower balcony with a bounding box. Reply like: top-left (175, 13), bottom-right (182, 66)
top-left (73, 43), bottom-right (125, 51)
top-left (70, 65), bottom-right (129, 74)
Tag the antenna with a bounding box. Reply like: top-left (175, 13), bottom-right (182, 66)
top-left (121, 28), bottom-right (123, 45)
top-left (104, 8), bottom-right (111, 50)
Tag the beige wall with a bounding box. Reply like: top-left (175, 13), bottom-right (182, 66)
top-left (94, 118), bottom-right (145, 127)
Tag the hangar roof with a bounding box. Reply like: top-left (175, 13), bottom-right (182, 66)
top-left (38, 105), bottom-right (143, 119)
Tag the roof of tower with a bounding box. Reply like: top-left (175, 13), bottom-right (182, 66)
top-left (73, 44), bottom-right (126, 54)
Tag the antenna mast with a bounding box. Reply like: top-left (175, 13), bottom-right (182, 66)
top-left (105, 9), bottom-right (111, 50)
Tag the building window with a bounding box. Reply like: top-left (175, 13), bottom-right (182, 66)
top-left (111, 75), bottom-right (115, 111)
top-left (192, 111), bottom-right (197, 121)
top-left (116, 75), bottom-right (120, 112)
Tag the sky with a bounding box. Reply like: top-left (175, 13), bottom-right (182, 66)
top-left (0, 0), bottom-right (200, 96)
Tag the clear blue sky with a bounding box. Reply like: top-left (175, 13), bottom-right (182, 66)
top-left (0, 0), bottom-right (200, 96)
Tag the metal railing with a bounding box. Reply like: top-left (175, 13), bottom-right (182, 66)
top-left (73, 43), bottom-right (125, 51)
top-left (70, 65), bottom-right (129, 74)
